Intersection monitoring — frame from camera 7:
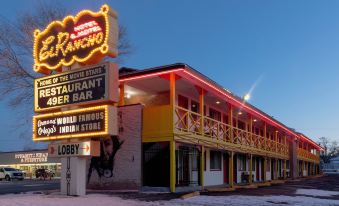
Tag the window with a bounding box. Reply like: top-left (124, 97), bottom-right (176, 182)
top-left (239, 155), bottom-right (247, 171)
top-left (210, 151), bottom-right (221, 170)
top-left (238, 120), bottom-right (246, 130)
top-left (191, 100), bottom-right (199, 113)
top-left (209, 108), bottom-right (221, 121)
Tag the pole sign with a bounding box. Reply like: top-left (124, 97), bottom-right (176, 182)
top-left (48, 141), bottom-right (100, 157)
top-left (33, 105), bottom-right (117, 141)
top-left (34, 62), bottom-right (118, 112)
top-left (33, 4), bottom-right (118, 74)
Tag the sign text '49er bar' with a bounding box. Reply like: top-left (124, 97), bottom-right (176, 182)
top-left (34, 62), bottom-right (118, 112)
top-left (33, 105), bottom-right (117, 141)
top-left (33, 4), bottom-right (118, 74)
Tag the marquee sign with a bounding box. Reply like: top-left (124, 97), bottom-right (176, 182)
top-left (33, 4), bottom-right (118, 74)
top-left (48, 141), bottom-right (100, 157)
top-left (34, 62), bottom-right (118, 112)
top-left (33, 105), bottom-right (117, 141)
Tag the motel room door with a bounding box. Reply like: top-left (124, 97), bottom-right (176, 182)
top-left (223, 153), bottom-right (229, 184)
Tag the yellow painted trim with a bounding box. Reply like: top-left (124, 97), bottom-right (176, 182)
top-left (229, 151), bottom-right (234, 187)
top-left (170, 141), bottom-right (176, 193)
top-left (200, 146), bottom-right (204, 188)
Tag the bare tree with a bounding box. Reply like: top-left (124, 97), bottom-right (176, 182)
top-left (0, 1), bottom-right (132, 108)
top-left (319, 137), bottom-right (339, 163)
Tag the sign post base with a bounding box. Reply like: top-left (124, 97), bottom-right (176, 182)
top-left (61, 157), bottom-right (87, 196)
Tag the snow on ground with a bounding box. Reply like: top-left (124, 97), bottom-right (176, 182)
top-left (0, 190), bottom-right (338, 206)
top-left (296, 189), bottom-right (339, 197)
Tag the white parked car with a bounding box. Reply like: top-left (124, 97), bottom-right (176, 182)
top-left (0, 167), bottom-right (24, 181)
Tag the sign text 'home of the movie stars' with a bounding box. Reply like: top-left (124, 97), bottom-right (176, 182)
top-left (34, 62), bottom-right (118, 112)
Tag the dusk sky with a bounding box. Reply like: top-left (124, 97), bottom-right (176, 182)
top-left (0, 0), bottom-right (339, 151)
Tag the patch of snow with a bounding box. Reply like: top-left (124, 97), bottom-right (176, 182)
top-left (296, 189), bottom-right (339, 197)
top-left (0, 193), bottom-right (338, 206)
top-left (177, 195), bottom-right (339, 206)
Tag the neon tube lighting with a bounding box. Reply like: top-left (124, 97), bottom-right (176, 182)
top-left (119, 68), bottom-right (322, 150)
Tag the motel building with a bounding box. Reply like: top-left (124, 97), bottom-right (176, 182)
top-left (0, 63), bottom-right (322, 192)
top-left (116, 63), bottom-right (322, 192)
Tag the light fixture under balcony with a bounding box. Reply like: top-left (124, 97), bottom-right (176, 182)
top-left (238, 111), bottom-right (242, 115)
top-left (253, 119), bottom-right (257, 122)
top-left (216, 101), bottom-right (220, 104)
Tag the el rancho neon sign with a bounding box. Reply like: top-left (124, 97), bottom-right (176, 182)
top-left (33, 4), bottom-right (118, 74)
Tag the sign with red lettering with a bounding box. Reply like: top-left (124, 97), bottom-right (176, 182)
top-left (34, 62), bottom-right (118, 112)
top-left (33, 105), bottom-right (117, 141)
top-left (33, 4), bottom-right (118, 74)
top-left (48, 141), bottom-right (100, 157)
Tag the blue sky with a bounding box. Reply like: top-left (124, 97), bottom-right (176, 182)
top-left (0, 0), bottom-right (339, 151)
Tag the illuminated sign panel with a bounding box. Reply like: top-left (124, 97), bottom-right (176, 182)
top-left (34, 62), bottom-right (118, 112)
top-left (33, 105), bottom-right (117, 141)
top-left (48, 141), bottom-right (100, 157)
top-left (33, 4), bottom-right (118, 74)
top-left (15, 153), bottom-right (48, 163)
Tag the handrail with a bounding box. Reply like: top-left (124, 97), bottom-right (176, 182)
top-left (174, 105), bottom-right (289, 156)
top-left (297, 148), bottom-right (320, 162)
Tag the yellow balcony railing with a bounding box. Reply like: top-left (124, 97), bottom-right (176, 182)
top-left (297, 148), bottom-right (320, 163)
top-left (173, 106), bottom-right (289, 157)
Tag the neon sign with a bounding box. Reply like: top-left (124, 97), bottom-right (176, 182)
top-left (33, 4), bottom-right (118, 74)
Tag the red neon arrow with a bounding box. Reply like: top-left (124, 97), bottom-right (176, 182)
top-left (81, 144), bottom-right (90, 153)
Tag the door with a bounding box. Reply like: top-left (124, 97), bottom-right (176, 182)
top-left (233, 154), bottom-right (237, 184)
top-left (223, 153), bottom-right (229, 183)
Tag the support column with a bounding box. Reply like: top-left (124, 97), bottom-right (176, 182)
top-left (249, 115), bottom-right (253, 146)
top-left (263, 157), bottom-right (267, 181)
top-left (170, 141), bottom-right (176, 193)
top-left (200, 146), bottom-right (204, 188)
top-left (228, 104), bottom-right (233, 143)
top-left (199, 88), bottom-right (205, 135)
top-left (169, 72), bottom-right (176, 193)
top-left (264, 123), bottom-right (267, 151)
top-left (249, 154), bottom-right (253, 184)
top-left (276, 159), bottom-right (279, 179)
top-left (229, 151), bottom-right (234, 187)
top-left (119, 82), bottom-right (125, 106)
top-left (284, 159), bottom-right (287, 179)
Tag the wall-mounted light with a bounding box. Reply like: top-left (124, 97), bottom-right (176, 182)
top-left (216, 101), bottom-right (220, 104)
top-left (125, 93), bottom-right (131, 99)
top-left (253, 119), bottom-right (257, 122)
top-left (238, 111), bottom-right (242, 115)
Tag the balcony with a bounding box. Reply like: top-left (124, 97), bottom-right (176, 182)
top-left (297, 148), bottom-right (320, 163)
top-left (142, 105), bottom-right (289, 159)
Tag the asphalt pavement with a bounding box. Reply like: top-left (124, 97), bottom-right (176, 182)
top-left (0, 179), bottom-right (59, 195)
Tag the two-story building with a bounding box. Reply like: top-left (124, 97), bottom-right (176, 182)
top-left (118, 63), bottom-right (322, 192)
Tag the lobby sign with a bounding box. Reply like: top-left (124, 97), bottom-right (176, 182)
top-left (33, 105), bottom-right (117, 141)
top-left (48, 141), bottom-right (100, 157)
top-left (33, 4), bottom-right (118, 74)
top-left (34, 62), bottom-right (118, 112)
